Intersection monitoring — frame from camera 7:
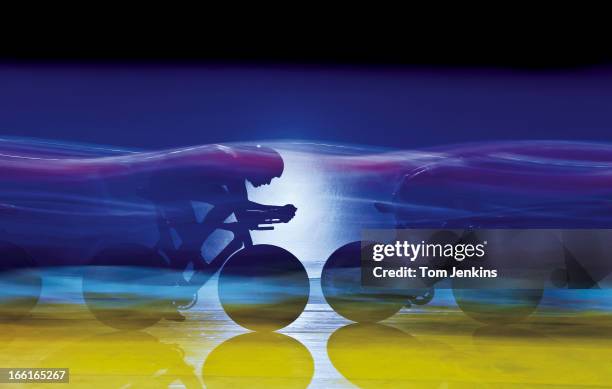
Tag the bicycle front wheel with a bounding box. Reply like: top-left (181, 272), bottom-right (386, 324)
top-left (218, 244), bottom-right (309, 331)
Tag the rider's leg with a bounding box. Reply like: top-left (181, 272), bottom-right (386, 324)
top-left (161, 203), bottom-right (241, 314)
top-left (153, 205), bottom-right (194, 321)
top-left (178, 204), bottom-right (239, 291)
top-left (155, 205), bottom-right (198, 290)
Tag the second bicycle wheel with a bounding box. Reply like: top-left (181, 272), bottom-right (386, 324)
top-left (218, 244), bottom-right (309, 332)
top-left (321, 242), bottom-right (408, 323)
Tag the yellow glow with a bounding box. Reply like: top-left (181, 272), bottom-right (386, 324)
top-left (2, 302), bottom-right (612, 388)
top-left (203, 332), bottom-right (313, 388)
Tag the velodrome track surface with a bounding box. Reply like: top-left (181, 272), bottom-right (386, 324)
top-left (2, 273), bottom-right (612, 388)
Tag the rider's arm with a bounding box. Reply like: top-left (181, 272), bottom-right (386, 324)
top-left (243, 201), bottom-right (285, 212)
top-left (227, 180), bottom-right (296, 224)
top-left (226, 181), bottom-right (277, 212)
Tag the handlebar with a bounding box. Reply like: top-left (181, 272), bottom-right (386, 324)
top-left (238, 207), bottom-right (295, 231)
top-left (252, 225), bottom-right (275, 231)
top-left (227, 207), bottom-right (293, 248)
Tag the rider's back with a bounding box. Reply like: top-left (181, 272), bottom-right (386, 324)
top-left (143, 165), bottom-right (233, 205)
top-left (0, 140), bottom-right (245, 265)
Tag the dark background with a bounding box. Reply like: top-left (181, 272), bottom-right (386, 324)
top-left (1, 30), bottom-right (611, 149)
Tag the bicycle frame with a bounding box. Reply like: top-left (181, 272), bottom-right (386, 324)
top-left (157, 208), bottom-right (269, 296)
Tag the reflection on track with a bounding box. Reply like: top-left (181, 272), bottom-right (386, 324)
top-left (203, 332), bottom-right (313, 388)
top-left (327, 323), bottom-right (449, 388)
top-left (2, 283), bottom-right (612, 388)
top-left (40, 331), bottom-right (200, 388)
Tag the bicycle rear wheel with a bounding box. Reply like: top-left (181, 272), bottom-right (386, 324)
top-left (321, 242), bottom-right (409, 323)
top-left (83, 243), bottom-right (173, 330)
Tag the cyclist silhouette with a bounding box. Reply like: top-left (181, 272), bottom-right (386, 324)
top-left (142, 145), bottom-right (297, 321)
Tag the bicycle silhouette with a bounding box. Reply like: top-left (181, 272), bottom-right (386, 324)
top-left (82, 203), bottom-right (309, 331)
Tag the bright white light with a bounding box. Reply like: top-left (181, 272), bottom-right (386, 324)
top-left (247, 149), bottom-right (340, 278)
